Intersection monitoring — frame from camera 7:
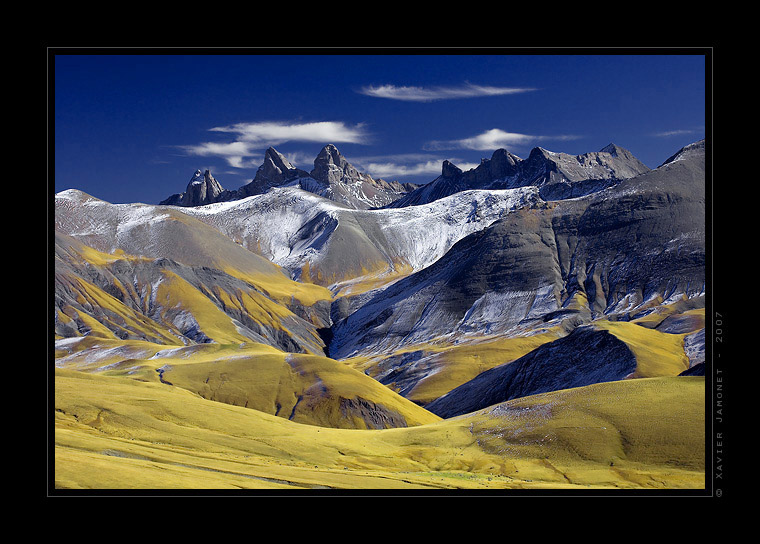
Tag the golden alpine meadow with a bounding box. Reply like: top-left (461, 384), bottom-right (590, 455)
top-left (52, 133), bottom-right (709, 493)
top-left (50, 46), bottom-right (714, 498)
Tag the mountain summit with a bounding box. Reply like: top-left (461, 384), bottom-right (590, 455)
top-left (159, 145), bottom-right (416, 210)
top-left (159, 169), bottom-right (227, 206)
top-left (311, 143), bottom-right (362, 185)
top-left (235, 147), bottom-right (311, 198)
top-left (303, 144), bottom-right (417, 209)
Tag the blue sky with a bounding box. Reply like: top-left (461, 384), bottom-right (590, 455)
top-left (53, 51), bottom-right (707, 204)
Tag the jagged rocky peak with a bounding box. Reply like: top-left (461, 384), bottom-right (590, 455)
top-left (186, 169), bottom-right (225, 205)
top-left (160, 169), bottom-right (226, 207)
top-left (253, 147), bottom-right (307, 184)
top-left (388, 142), bottom-right (653, 209)
top-left (442, 149), bottom-right (520, 181)
top-left (311, 143), bottom-right (366, 185)
top-left (230, 148), bottom-right (310, 199)
top-left (600, 142), bottom-right (623, 156)
top-left (489, 147), bottom-right (521, 167)
top-left (257, 147), bottom-right (296, 179)
top-left (477, 148), bottom-right (521, 182)
top-left (441, 160), bottom-right (463, 178)
top-left (598, 142), bottom-right (647, 165)
top-left (306, 144), bottom-right (416, 208)
top-left (158, 143), bottom-right (416, 210)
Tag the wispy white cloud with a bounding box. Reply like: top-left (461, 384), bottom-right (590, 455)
top-left (179, 141), bottom-right (255, 168)
top-left (424, 128), bottom-right (581, 152)
top-left (350, 153), bottom-right (479, 180)
top-left (179, 121), bottom-right (370, 168)
top-left (653, 128), bottom-right (704, 137)
top-left (210, 121), bottom-right (369, 145)
top-left (359, 83), bottom-right (536, 102)
top-left (361, 160), bottom-right (448, 179)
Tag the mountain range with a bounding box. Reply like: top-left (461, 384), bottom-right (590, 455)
top-left (160, 144), bottom-right (418, 210)
top-left (52, 138), bottom-right (707, 490)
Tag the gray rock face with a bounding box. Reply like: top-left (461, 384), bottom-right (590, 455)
top-left (520, 144), bottom-right (649, 187)
top-left (233, 147), bottom-right (311, 198)
top-left (683, 329), bottom-right (705, 368)
top-left (327, 199), bottom-right (566, 358)
top-left (425, 327), bottom-right (638, 418)
top-left (659, 139), bottom-right (705, 166)
top-left (338, 396), bottom-right (409, 429)
top-left (388, 143), bottom-right (650, 208)
top-left (559, 141), bottom-right (706, 317)
top-left (679, 361), bottom-right (705, 376)
top-left (306, 144), bottom-right (417, 209)
top-left (160, 170), bottom-right (227, 207)
top-left (329, 140), bottom-right (705, 359)
top-left (311, 143), bottom-right (364, 185)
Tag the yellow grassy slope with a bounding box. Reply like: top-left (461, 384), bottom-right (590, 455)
top-left (56, 274), bottom-right (184, 345)
top-left (54, 369), bottom-right (705, 490)
top-left (56, 340), bottom-right (439, 430)
top-left (593, 319), bottom-right (692, 378)
top-left (56, 238), bottom-right (329, 353)
top-left (58, 229), bottom-right (332, 330)
top-left (344, 312), bottom-right (700, 406)
top-left (153, 350), bottom-right (441, 429)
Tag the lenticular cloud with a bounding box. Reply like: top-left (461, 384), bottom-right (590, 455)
top-left (209, 121), bottom-right (369, 145)
top-left (359, 83), bottom-right (536, 102)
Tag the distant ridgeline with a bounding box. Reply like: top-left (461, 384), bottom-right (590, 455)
top-left (159, 141), bottom-right (652, 210)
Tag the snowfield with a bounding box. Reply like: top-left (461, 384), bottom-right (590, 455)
top-left (175, 185), bottom-right (541, 279)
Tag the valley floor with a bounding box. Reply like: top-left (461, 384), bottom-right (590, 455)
top-left (52, 365), bottom-right (705, 492)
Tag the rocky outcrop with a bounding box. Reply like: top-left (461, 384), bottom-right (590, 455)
top-left (159, 169), bottom-right (227, 206)
top-left (329, 140), bottom-right (705, 359)
top-left (311, 143), bottom-right (365, 185)
top-left (161, 142), bottom-right (648, 210)
top-left (306, 144), bottom-right (417, 209)
top-left (233, 147), bottom-right (311, 198)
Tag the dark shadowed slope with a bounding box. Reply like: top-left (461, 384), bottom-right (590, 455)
top-left (425, 327), bottom-right (637, 418)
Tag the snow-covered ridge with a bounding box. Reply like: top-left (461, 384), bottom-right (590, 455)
top-left (176, 184), bottom-right (541, 275)
top-left (364, 186), bottom-right (539, 269)
top-left (55, 190), bottom-right (172, 253)
top-left (55, 184), bottom-right (540, 291)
